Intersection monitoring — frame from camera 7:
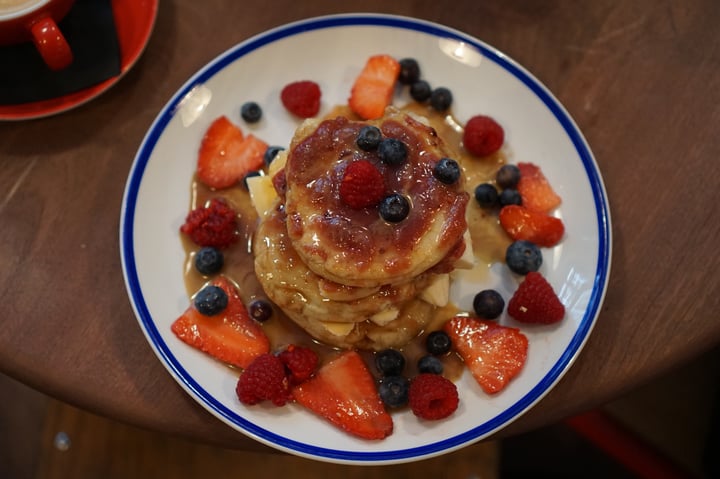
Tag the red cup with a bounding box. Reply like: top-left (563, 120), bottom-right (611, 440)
top-left (0, 0), bottom-right (75, 71)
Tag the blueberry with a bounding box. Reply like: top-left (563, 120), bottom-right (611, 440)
top-left (473, 289), bottom-right (505, 319)
top-left (263, 145), bottom-right (285, 166)
top-left (242, 170), bottom-right (262, 189)
top-left (194, 285), bottom-right (228, 316)
top-left (499, 188), bottom-right (522, 206)
top-left (398, 58), bottom-right (421, 85)
top-left (433, 157), bottom-right (461, 184)
top-left (240, 101), bottom-right (262, 123)
top-left (430, 87), bottom-right (453, 111)
top-left (496, 164), bottom-right (521, 189)
top-left (506, 240), bottom-right (543, 275)
top-left (410, 80), bottom-right (432, 102)
top-left (378, 138), bottom-right (407, 166)
top-left (426, 330), bottom-right (451, 355)
top-left (375, 349), bottom-right (405, 376)
top-left (378, 375), bottom-right (410, 408)
top-left (194, 247), bottom-right (224, 275)
top-left (356, 125), bottom-right (382, 151)
top-left (248, 299), bottom-right (273, 322)
top-left (418, 355), bottom-right (444, 375)
top-left (474, 183), bottom-right (499, 208)
top-left (379, 193), bottom-right (410, 223)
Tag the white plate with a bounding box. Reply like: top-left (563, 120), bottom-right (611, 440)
top-left (120, 14), bottom-right (611, 465)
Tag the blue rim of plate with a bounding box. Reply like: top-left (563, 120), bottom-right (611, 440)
top-left (120, 13), bottom-right (611, 463)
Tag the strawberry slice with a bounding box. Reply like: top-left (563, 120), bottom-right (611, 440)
top-left (443, 316), bottom-right (528, 395)
top-left (197, 116), bottom-right (267, 189)
top-left (348, 55), bottom-right (400, 120)
top-left (517, 162), bottom-right (562, 214)
top-left (291, 350), bottom-right (393, 440)
top-left (498, 204), bottom-right (565, 247)
top-left (171, 276), bottom-right (270, 369)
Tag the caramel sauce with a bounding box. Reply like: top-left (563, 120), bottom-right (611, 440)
top-left (181, 103), bottom-right (509, 375)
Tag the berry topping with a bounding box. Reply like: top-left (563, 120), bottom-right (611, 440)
top-left (180, 198), bottom-right (239, 249)
top-left (378, 375), bottom-right (410, 408)
top-left (417, 355), bottom-right (444, 375)
top-left (473, 289), bottom-right (505, 319)
top-left (194, 246), bottom-right (224, 275)
top-left (348, 54), bottom-right (400, 120)
top-left (171, 277), bottom-right (270, 369)
top-left (474, 183), bottom-right (499, 208)
top-left (433, 157), bottom-right (461, 184)
top-left (425, 330), bottom-right (452, 355)
top-left (463, 115), bottom-right (504, 157)
top-left (248, 299), bottom-right (273, 322)
top-left (496, 164), bottom-right (521, 189)
top-left (508, 271), bottom-right (565, 324)
top-left (263, 145), bottom-right (285, 166)
top-left (339, 160), bottom-right (386, 209)
top-left (516, 162), bottom-right (562, 214)
top-left (375, 348), bottom-right (406, 376)
top-left (443, 316), bottom-right (528, 394)
top-left (410, 80), bottom-right (432, 102)
top-left (356, 125), bottom-right (383, 151)
top-left (196, 116), bottom-right (267, 189)
top-left (499, 204), bottom-right (565, 247)
top-left (193, 284), bottom-right (228, 316)
top-left (236, 353), bottom-right (290, 406)
top-left (292, 351), bottom-right (393, 440)
top-left (379, 193), bottom-right (410, 223)
top-left (240, 101), bottom-right (262, 123)
top-left (398, 58), bottom-right (421, 85)
top-left (408, 374), bottom-right (459, 420)
top-left (280, 80), bottom-right (321, 118)
top-left (278, 344), bottom-right (319, 385)
top-left (377, 138), bottom-right (408, 166)
top-left (499, 188), bottom-right (522, 207)
top-left (506, 240), bottom-right (543, 275)
top-left (430, 87), bottom-right (453, 111)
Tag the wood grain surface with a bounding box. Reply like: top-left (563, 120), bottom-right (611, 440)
top-left (1, 0), bottom-right (719, 452)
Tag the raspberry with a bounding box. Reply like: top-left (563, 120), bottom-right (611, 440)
top-left (278, 344), bottom-right (318, 385)
top-left (463, 115), bottom-right (504, 157)
top-left (339, 160), bottom-right (385, 209)
top-left (507, 271), bottom-right (565, 324)
top-left (180, 198), bottom-right (238, 248)
top-left (280, 80), bottom-right (321, 118)
top-left (236, 353), bottom-right (289, 406)
top-left (408, 373), bottom-right (459, 420)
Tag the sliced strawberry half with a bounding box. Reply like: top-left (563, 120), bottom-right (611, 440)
top-left (348, 54), bottom-right (400, 120)
top-left (517, 162), bottom-right (562, 214)
top-left (498, 204), bottom-right (565, 247)
top-left (171, 276), bottom-right (270, 369)
top-left (291, 350), bottom-right (393, 440)
top-left (197, 116), bottom-right (267, 189)
top-left (443, 316), bottom-right (528, 395)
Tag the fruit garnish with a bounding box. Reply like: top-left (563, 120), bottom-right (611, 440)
top-left (463, 114), bottom-right (504, 157)
top-left (291, 350), bottom-right (393, 440)
top-left (507, 271), bottom-right (565, 324)
top-left (338, 159), bottom-right (386, 208)
top-left (171, 276), bottom-right (270, 369)
top-left (472, 289), bottom-right (505, 319)
top-left (443, 316), bottom-right (528, 394)
top-left (505, 240), bottom-right (542, 275)
top-left (348, 54), bottom-right (401, 120)
top-left (196, 116), bottom-right (266, 189)
top-left (278, 344), bottom-right (318, 385)
top-left (408, 373), bottom-right (459, 420)
top-left (429, 87), bottom-right (453, 111)
top-left (280, 80), bottom-right (322, 118)
top-left (517, 162), bottom-right (562, 213)
top-left (180, 197), bottom-right (239, 249)
top-left (236, 353), bottom-right (290, 406)
top-left (498, 204), bottom-right (565, 247)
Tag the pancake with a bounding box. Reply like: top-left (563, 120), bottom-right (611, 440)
top-left (283, 108), bottom-right (469, 288)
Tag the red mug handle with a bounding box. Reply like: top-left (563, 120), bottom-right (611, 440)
top-left (30, 16), bottom-right (73, 71)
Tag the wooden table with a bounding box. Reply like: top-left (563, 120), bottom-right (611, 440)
top-left (2, 0), bottom-right (719, 451)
